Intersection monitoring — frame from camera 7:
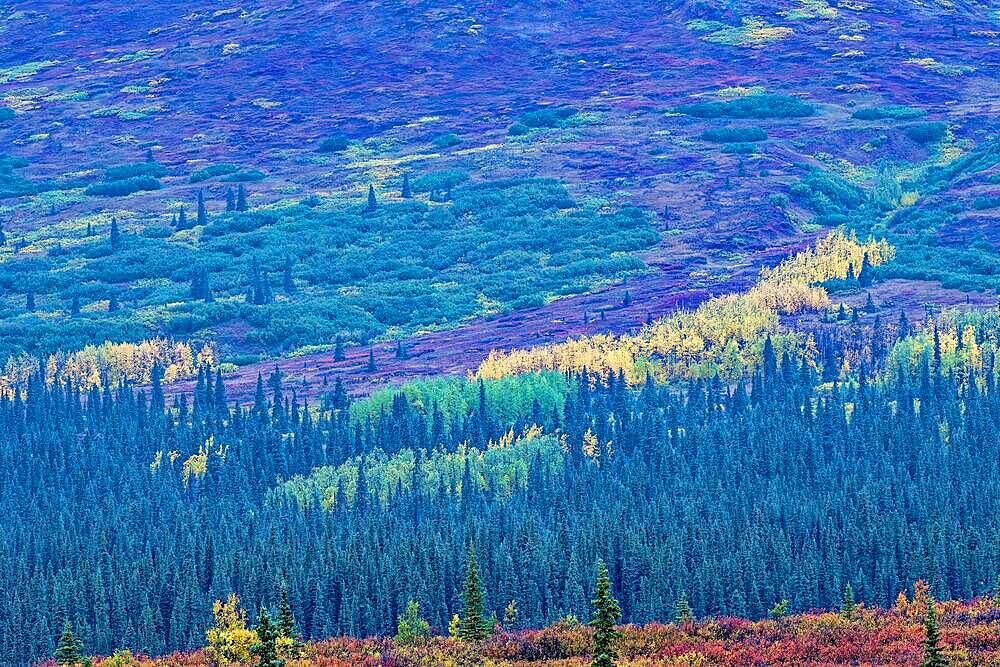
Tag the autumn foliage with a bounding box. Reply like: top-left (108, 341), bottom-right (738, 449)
top-left (0, 338), bottom-right (213, 396)
top-left (72, 591), bottom-right (1000, 666)
top-left (476, 232), bottom-right (893, 384)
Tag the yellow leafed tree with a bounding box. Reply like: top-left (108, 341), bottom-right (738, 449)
top-left (205, 594), bottom-right (258, 666)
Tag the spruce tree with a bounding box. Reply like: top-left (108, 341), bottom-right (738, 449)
top-left (675, 591), bottom-right (693, 623)
top-left (70, 295), bottom-right (80, 317)
top-left (108, 292), bottom-right (119, 313)
top-left (26, 289), bottom-right (35, 312)
top-left (109, 217), bottom-right (120, 248)
top-left (334, 336), bottom-right (345, 362)
top-left (857, 255), bottom-right (874, 287)
top-left (367, 347), bottom-right (376, 373)
top-left (177, 207), bottom-right (188, 230)
top-left (401, 173), bottom-right (412, 198)
top-left (921, 599), bottom-right (947, 667)
top-left (278, 583), bottom-right (298, 640)
top-left (226, 187), bottom-right (236, 212)
top-left (460, 543), bottom-right (489, 641)
top-left (55, 620), bottom-right (82, 665)
top-left (591, 559), bottom-right (621, 667)
top-left (841, 583), bottom-right (856, 618)
top-left (366, 184), bottom-right (377, 212)
top-left (250, 608), bottom-right (283, 667)
top-left (197, 190), bottom-right (208, 227)
top-left (237, 184), bottom-right (248, 212)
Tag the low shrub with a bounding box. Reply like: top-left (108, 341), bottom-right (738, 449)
top-left (701, 127), bottom-right (767, 142)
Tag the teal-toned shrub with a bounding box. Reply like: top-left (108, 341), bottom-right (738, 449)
top-left (223, 169), bottom-right (265, 182)
top-left (852, 105), bottom-right (925, 121)
top-left (721, 142), bottom-right (758, 154)
top-left (411, 169), bottom-right (470, 193)
top-left (677, 95), bottom-right (814, 119)
top-left (432, 133), bottom-right (462, 149)
top-left (318, 134), bottom-right (350, 153)
top-left (190, 163), bottom-right (239, 182)
top-left (104, 162), bottom-right (166, 181)
top-left (904, 122), bottom-right (947, 144)
top-left (85, 175), bottom-right (161, 197)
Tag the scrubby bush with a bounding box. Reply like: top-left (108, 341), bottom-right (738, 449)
top-left (411, 169), bottom-right (470, 194)
top-left (318, 134), bottom-right (351, 153)
top-left (104, 162), bottom-right (166, 181)
top-left (677, 94), bottom-right (815, 119)
top-left (721, 142), bottom-right (758, 154)
top-left (432, 132), bottom-right (462, 148)
top-left (517, 107), bottom-right (576, 128)
top-left (701, 127), bottom-right (767, 142)
top-left (190, 163), bottom-right (239, 182)
top-left (852, 105), bottom-right (925, 121)
top-left (904, 122), bottom-right (947, 144)
top-left (85, 175), bottom-right (162, 197)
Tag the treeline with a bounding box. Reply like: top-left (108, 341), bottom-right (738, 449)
top-left (476, 231), bottom-right (893, 383)
top-left (6, 305), bottom-right (1000, 662)
top-left (0, 338), bottom-right (213, 397)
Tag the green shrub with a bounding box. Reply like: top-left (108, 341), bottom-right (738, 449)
top-left (85, 175), bottom-right (162, 197)
top-left (721, 142), bottom-right (758, 154)
top-left (318, 134), bottom-right (350, 153)
top-left (701, 127), bottom-right (767, 142)
top-left (104, 162), bottom-right (166, 182)
top-left (507, 122), bottom-right (530, 136)
top-left (190, 163), bottom-right (239, 183)
top-left (411, 169), bottom-right (470, 193)
top-left (904, 122), bottom-right (947, 144)
top-left (677, 95), bottom-right (815, 119)
top-left (0, 108), bottom-right (14, 122)
top-left (851, 105), bottom-right (925, 121)
top-left (518, 107), bottom-right (576, 128)
top-left (432, 133), bottom-right (462, 149)
top-left (223, 169), bottom-right (265, 182)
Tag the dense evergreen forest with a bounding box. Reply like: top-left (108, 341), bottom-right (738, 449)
top-left (5, 308), bottom-right (1000, 664)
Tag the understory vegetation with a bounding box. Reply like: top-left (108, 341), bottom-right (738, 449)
top-left (0, 167), bottom-right (657, 362)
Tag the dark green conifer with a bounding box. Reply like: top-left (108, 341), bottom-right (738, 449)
top-left (366, 184), bottom-right (377, 212)
top-left (591, 559), bottom-right (621, 667)
top-left (250, 607), bottom-right (283, 667)
top-left (401, 173), bottom-right (412, 198)
top-left (55, 620), bottom-right (82, 665)
top-left (237, 184), bottom-right (248, 211)
top-left (278, 583), bottom-right (298, 640)
top-left (921, 599), bottom-right (947, 667)
top-left (460, 543), bottom-right (489, 641)
top-left (110, 217), bottom-right (120, 248)
top-left (197, 190), bottom-right (207, 227)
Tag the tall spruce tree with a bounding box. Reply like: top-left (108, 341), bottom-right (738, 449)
top-left (401, 173), bottom-right (412, 198)
top-left (278, 583), bottom-right (298, 640)
top-left (55, 620), bottom-right (82, 665)
top-left (109, 217), bottom-right (120, 248)
top-left (237, 184), bottom-right (248, 211)
top-left (591, 559), bottom-right (621, 667)
top-left (250, 608), bottom-right (283, 667)
top-left (460, 543), bottom-right (489, 641)
top-left (366, 184), bottom-right (377, 212)
top-left (921, 599), bottom-right (947, 667)
top-left (197, 190), bottom-right (208, 227)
